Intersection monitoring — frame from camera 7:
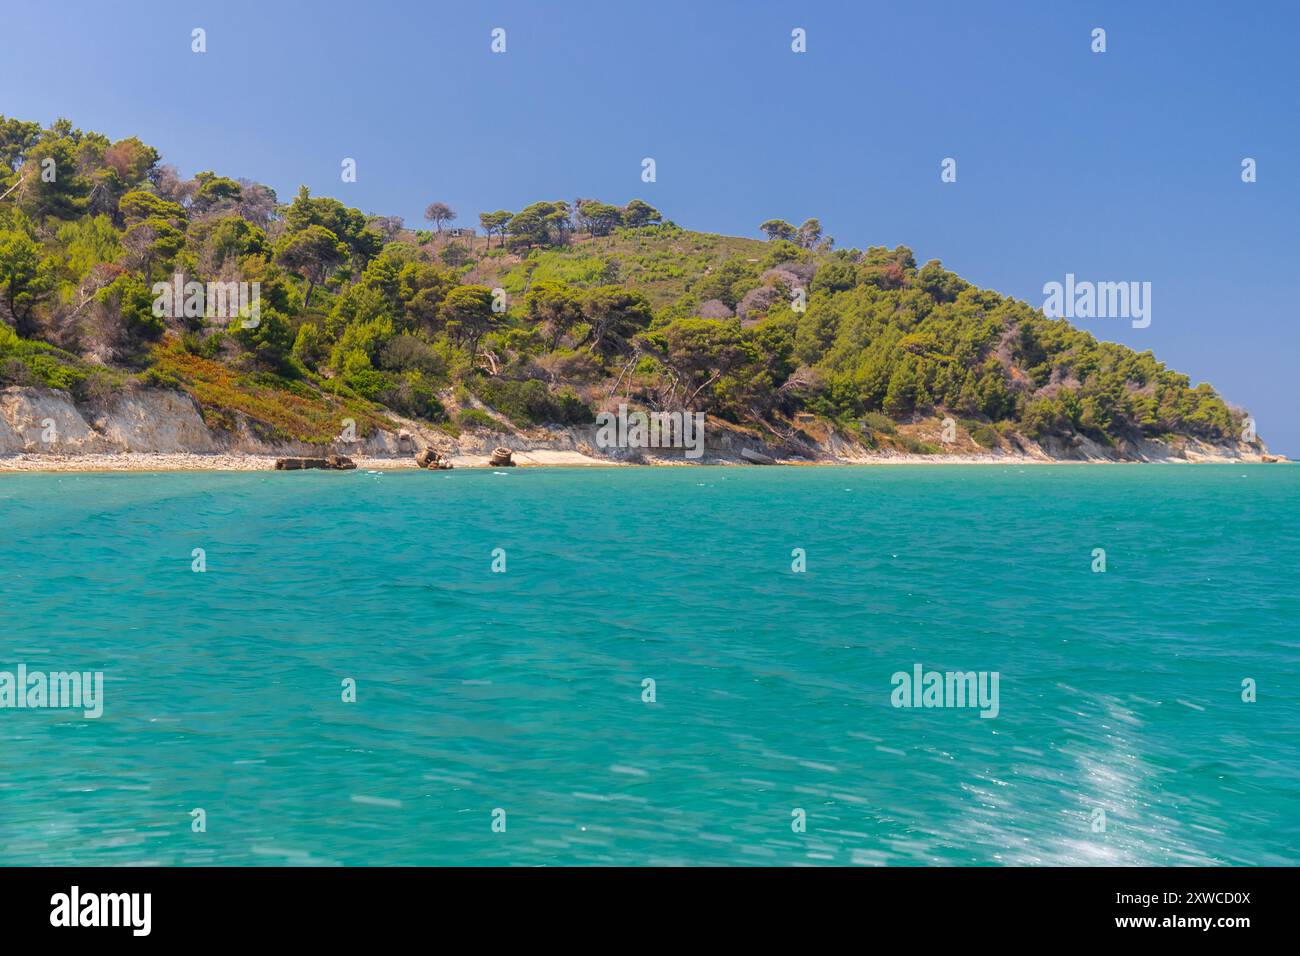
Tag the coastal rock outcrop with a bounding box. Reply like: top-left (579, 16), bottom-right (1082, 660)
top-left (0, 386), bottom-right (409, 459)
top-left (0, 386), bottom-right (1277, 469)
top-left (1, 387), bottom-right (116, 453)
top-left (274, 455), bottom-right (356, 470)
top-left (415, 447), bottom-right (452, 469)
top-left (92, 390), bottom-right (219, 453)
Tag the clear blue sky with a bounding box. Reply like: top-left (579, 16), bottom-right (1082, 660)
top-left (6, 0), bottom-right (1298, 452)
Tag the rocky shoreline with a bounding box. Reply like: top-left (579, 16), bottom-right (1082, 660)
top-left (0, 384), bottom-right (1283, 473)
top-left (1, 448), bottom-right (1285, 473)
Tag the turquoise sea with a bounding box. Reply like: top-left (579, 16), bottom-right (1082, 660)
top-left (1, 464), bottom-right (1296, 866)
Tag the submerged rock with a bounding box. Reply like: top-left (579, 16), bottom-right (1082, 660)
top-left (415, 447), bottom-right (453, 470)
top-left (740, 447), bottom-right (776, 465)
top-left (275, 455), bottom-right (356, 471)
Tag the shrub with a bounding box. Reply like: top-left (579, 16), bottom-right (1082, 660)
top-left (380, 334), bottom-right (445, 378)
top-left (960, 418), bottom-right (999, 448)
top-left (862, 411), bottom-right (897, 435)
top-left (456, 408), bottom-right (507, 431)
top-left (380, 370), bottom-right (446, 421)
top-left (139, 366), bottom-right (184, 390)
top-left (901, 435), bottom-right (941, 455)
top-left (73, 370), bottom-right (119, 404)
top-left (181, 331), bottom-right (224, 359)
top-left (474, 376), bottom-right (592, 426)
top-left (0, 326), bottom-right (90, 390)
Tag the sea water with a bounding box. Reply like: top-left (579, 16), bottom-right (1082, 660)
top-left (0, 464), bottom-right (1296, 865)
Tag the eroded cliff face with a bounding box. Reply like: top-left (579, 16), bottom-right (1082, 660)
top-left (0, 386), bottom-right (401, 457)
top-left (88, 390), bottom-right (221, 453)
top-left (1, 388), bottom-right (121, 453)
top-left (427, 418), bottom-right (1271, 465)
top-left (0, 385), bottom-right (1272, 465)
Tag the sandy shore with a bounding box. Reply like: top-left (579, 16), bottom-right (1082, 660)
top-left (0, 449), bottom-right (1282, 472)
top-left (0, 449), bottom-right (627, 472)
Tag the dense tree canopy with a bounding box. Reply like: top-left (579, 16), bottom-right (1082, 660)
top-left (0, 115), bottom-right (1246, 452)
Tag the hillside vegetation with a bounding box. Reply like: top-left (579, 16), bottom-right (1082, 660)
top-left (0, 116), bottom-right (1246, 454)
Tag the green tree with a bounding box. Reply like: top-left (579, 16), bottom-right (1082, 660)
top-left (526, 279), bottom-right (582, 351)
top-left (576, 200), bottom-right (622, 236)
top-left (439, 285), bottom-right (496, 359)
top-left (655, 317), bottom-right (761, 417)
top-left (860, 245), bottom-right (917, 290)
top-left (273, 225), bottom-right (347, 307)
top-left (56, 215), bottom-right (122, 281)
top-left (883, 357), bottom-right (930, 417)
top-left (622, 199), bottom-right (661, 228)
top-left (191, 171), bottom-right (243, 213)
top-left (233, 307), bottom-right (294, 370)
top-left (507, 201), bottom-right (571, 249)
top-left (0, 116), bottom-right (42, 178)
top-left (760, 219), bottom-right (796, 242)
top-left (796, 218), bottom-right (822, 248)
top-left (581, 286), bottom-right (653, 358)
top-left (284, 185), bottom-right (382, 268)
top-left (291, 321), bottom-right (324, 368)
top-left (122, 217), bottom-right (186, 280)
top-left (15, 133), bottom-right (93, 220)
top-left (397, 260), bottom-right (457, 332)
top-left (95, 273), bottom-right (164, 343)
top-left (0, 215), bottom-right (57, 336)
top-left (479, 210), bottom-right (513, 248)
top-left (199, 215), bottom-right (268, 267)
top-left (119, 190), bottom-right (185, 225)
